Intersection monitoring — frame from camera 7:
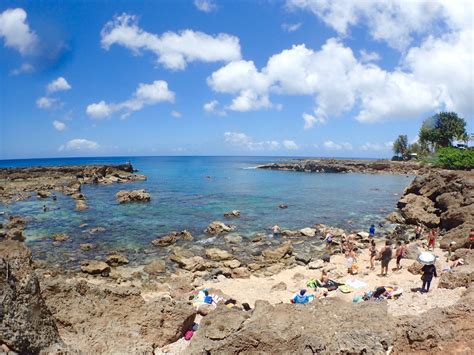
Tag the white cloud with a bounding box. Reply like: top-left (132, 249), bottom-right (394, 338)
top-left (171, 110), bottom-right (181, 118)
top-left (10, 62), bottom-right (34, 75)
top-left (86, 80), bottom-right (175, 119)
top-left (282, 140), bottom-right (299, 150)
top-left (360, 142), bottom-right (392, 151)
top-left (194, 0), bottom-right (217, 13)
top-left (302, 112), bottom-right (325, 129)
top-left (52, 120), bottom-right (66, 131)
top-left (282, 22), bottom-right (302, 32)
top-left (203, 100), bottom-right (227, 116)
top-left (59, 138), bottom-right (99, 152)
top-left (36, 96), bottom-right (58, 109)
top-left (286, 0), bottom-right (468, 51)
top-left (323, 140), bottom-right (353, 150)
top-left (359, 49), bottom-right (380, 63)
top-left (47, 77), bottom-right (71, 93)
top-left (100, 13), bottom-right (240, 70)
top-left (224, 132), bottom-right (299, 151)
top-left (0, 8), bottom-right (38, 55)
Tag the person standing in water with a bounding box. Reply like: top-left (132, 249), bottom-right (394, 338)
top-left (272, 225), bottom-right (281, 237)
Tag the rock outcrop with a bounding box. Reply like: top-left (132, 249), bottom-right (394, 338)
top-left (0, 240), bottom-right (61, 353)
top-left (188, 299), bottom-right (395, 354)
top-left (205, 221), bottom-right (235, 235)
top-left (40, 278), bottom-right (196, 353)
top-left (116, 189), bottom-right (151, 203)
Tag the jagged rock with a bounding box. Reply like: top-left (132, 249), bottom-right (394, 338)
top-left (0, 240), bottom-right (61, 353)
top-left (188, 299), bottom-right (395, 354)
top-left (7, 216), bottom-right (26, 230)
top-left (223, 259), bottom-right (241, 269)
top-left (224, 210), bottom-right (240, 218)
top-left (438, 268), bottom-right (474, 289)
top-left (386, 211), bottom-right (406, 224)
top-left (116, 189), bottom-right (151, 203)
top-left (88, 227), bottom-right (106, 234)
top-left (295, 252), bottom-right (312, 265)
top-left (224, 235), bottom-right (243, 244)
top-left (440, 223), bottom-right (474, 250)
top-left (231, 267), bottom-right (251, 279)
top-left (106, 254), bottom-right (129, 267)
top-left (152, 234), bottom-right (177, 247)
top-left (440, 205), bottom-right (474, 230)
top-left (205, 221), bottom-right (235, 235)
top-left (262, 242), bottom-right (293, 262)
top-left (143, 260), bottom-right (166, 275)
top-left (71, 192), bottom-right (86, 200)
top-left (299, 227), bottom-right (316, 237)
top-left (52, 233), bottom-right (69, 242)
top-left (37, 190), bottom-right (51, 198)
top-left (436, 191), bottom-right (463, 211)
top-left (75, 200), bottom-right (88, 211)
top-left (407, 261), bottom-right (423, 275)
top-left (308, 259), bottom-right (325, 269)
top-left (179, 230), bottom-right (194, 241)
top-left (41, 278), bottom-right (196, 352)
top-left (281, 229), bottom-right (301, 237)
top-left (271, 282), bottom-right (287, 291)
top-left (170, 248), bottom-right (206, 272)
top-left (404, 243), bottom-right (422, 260)
top-left (80, 260), bottom-right (111, 276)
top-left (206, 248), bottom-right (233, 261)
top-left (6, 228), bottom-right (25, 241)
top-left (401, 203), bottom-right (440, 227)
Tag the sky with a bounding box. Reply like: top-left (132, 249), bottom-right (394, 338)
top-left (0, 0), bottom-right (473, 159)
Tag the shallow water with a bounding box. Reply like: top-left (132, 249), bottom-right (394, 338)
top-left (0, 156), bottom-right (413, 266)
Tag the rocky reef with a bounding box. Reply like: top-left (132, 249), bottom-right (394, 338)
top-left (258, 158), bottom-right (422, 174)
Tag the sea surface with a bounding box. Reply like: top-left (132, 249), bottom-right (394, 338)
top-left (0, 156), bottom-right (413, 266)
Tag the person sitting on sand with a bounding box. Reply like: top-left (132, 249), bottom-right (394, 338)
top-left (369, 239), bottom-right (377, 271)
top-left (421, 263), bottom-right (437, 293)
top-left (272, 224), bottom-right (281, 237)
top-left (427, 229), bottom-right (437, 251)
top-left (395, 241), bottom-right (404, 270)
top-left (324, 232), bottom-right (333, 250)
top-left (379, 241), bottom-right (392, 276)
top-left (292, 289), bottom-right (314, 304)
top-left (320, 270), bottom-right (330, 285)
top-left (369, 224), bottom-right (376, 238)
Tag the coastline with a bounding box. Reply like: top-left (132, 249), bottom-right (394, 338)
top-left (1, 160), bottom-right (473, 353)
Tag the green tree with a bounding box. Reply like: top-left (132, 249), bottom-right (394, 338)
top-left (393, 134), bottom-right (409, 158)
top-left (419, 112), bottom-right (467, 151)
top-left (408, 141), bottom-right (429, 157)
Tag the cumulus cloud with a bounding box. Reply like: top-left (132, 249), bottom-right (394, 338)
top-left (286, 0), bottom-right (469, 51)
top-left (52, 120), bottom-right (66, 131)
top-left (359, 49), bottom-right (380, 63)
top-left (59, 138), bottom-right (99, 152)
top-left (360, 142), bottom-right (393, 151)
top-left (194, 0), bottom-right (217, 13)
top-left (100, 13), bottom-right (240, 70)
top-left (208, 21), bottom-right (473, 125)
top-left (282, 22), bottom-right (302, 32)
top-left (323, 140), bottom-right (353, 151)
top-left (86, 80), bottom-right (175, 119)
top-left (282, 140), bottom-right (299, 150)
top-left (171, 110), bottom-right (181, 118)
top-left (36, 96), bottom-right (58, 109)
top-left (47, 77), bottom-right (71, 93)
top-left (10, 62), bottom-right (34, 75)
top-left (0, 8), bottom-right (38, 55)
top-left (203, 100), bottom-right (227, 116)
top-left (224, 132), bottom-right (299, 151)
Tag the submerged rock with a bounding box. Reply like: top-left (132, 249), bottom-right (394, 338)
top-left (299, 227), bottom-right (316, 237)
top-left (224, 210), bottom-right (241, 218)
top-left (116, 189), bottom-right (151, 203)
top-left (52, 233), bottom-right (69, 242)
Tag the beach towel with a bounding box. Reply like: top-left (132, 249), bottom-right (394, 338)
top-left (346, 279), bottom-right (368, 290)
top-left (338, 285), bottom-right (352, 293)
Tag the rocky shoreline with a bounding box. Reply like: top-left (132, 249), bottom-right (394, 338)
top-left (257, 158), bottom-right (423, 175)
top-left (0, 163), bottom-right (473, 353)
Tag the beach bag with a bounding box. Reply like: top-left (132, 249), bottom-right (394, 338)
top-left (184, 330), bottom-right (194, 341)
top-left (204, 296), bottom-right (213, 304)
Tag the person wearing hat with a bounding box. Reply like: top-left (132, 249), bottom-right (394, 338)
top-left (421, 263), bottom-right (437, 293)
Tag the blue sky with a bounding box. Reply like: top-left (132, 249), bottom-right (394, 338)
top-left (0, 0), bottom-right (472, 159)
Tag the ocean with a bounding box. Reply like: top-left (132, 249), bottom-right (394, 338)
top-left (0, 156), bottom-right (413, 266)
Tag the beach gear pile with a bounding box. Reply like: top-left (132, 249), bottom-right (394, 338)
top-left (192, 288), bottom-right (224, 310)
top-left (353, 286), bottom-right (403, 303)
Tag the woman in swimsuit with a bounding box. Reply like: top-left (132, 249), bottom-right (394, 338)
top-left (369, 239), bottom-right (377, 271)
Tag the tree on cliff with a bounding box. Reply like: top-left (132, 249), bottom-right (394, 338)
top-left (419, 112), bottom-right (468, 151)
top-left (393, 135), bottom-right (409, 158)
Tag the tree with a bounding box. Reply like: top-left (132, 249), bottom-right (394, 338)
top-left (418, 112), bottom-right (467, 151)
top-left (408, 141), bottom-right (429, 157)
top-left (393, 134), bottom-right (409, 158)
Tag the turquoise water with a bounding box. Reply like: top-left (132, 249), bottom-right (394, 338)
top-left (0, 156), bottom-right (412, 266)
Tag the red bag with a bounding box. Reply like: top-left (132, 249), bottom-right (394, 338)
top-left (184, 330), bottom-right (194, 341)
